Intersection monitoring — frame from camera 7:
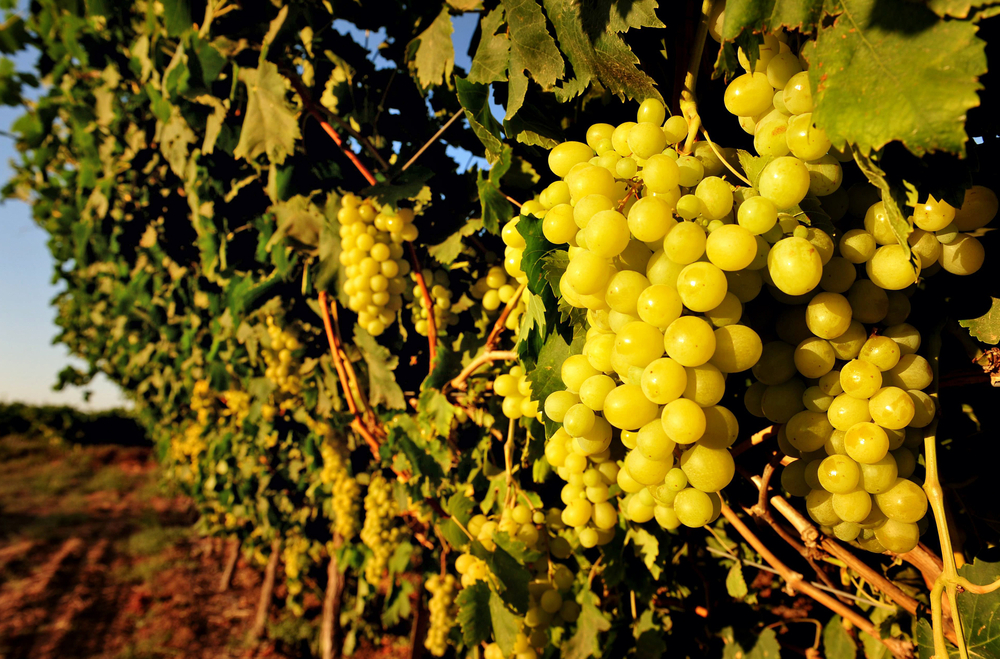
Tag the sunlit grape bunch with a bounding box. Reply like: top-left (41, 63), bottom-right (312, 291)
top-left (424, 574), bottom-right (457, 656)
top-left (494, 365), bottom-right (542, 421)
top-left (359, 471), bottom-right (404, 585)
top-left (221, 389), bottom-right (250, 426)
top-left (409, 268), bottom-right (459, 336)
top-left (263, 316), bottom-right (303, 396)
top-left (337, 193), bottom-right (416, 336)
top-left (318, 436), bottom-right (361, 540)
top-left (470, 264), bottom-right (527, 331)
top-left (282, 533), bottom-right (319, 615)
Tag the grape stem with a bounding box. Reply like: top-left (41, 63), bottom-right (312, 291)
top-left (407, 242), bottom-right (438, 371)
top-left (679, 0), bottom-right (715, 156)
top-left (318, 291), bottom-right (383, 457)
top-left (284, 69), bottom-right (390, 176)
top-left (720, 503), bottom-right (913, 658)
top-left (446, 350), bottom-right (518, 392)
top-left (504, 416), bottom-right (516, 489)
top-left (738, 462), bottom-right (941, 641)
top-left (249, 540), bottom-right (281, 643)
top-left (320, 546), bottom-right (345, 659)
top-left (485, 283), bottom-right (527, 352)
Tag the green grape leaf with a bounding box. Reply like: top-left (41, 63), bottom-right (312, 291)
top-left (448, 0), bottom-right (484, 9)
top-left (268, 195), bottom-right (324, 250)
top-left (562, 594), bottom-right (611, 659)
top-left (428, 217), bottom-right (484, 264)
top-left (456, 582), bottom-right (492, 646)
top-left (806, 0), bottom-right (987, 157)
top-left (478, 146), bottom-right (514, 235)
top-left (489, 589), bottom-right (522, 656)
top-left (515, 212), bottom-right (556, 299)
top-left (501, 0), bottom-right (565, 96)
top-left (950, 558), bottom-right (1000, 659)
top-left (359, 167), bottom-right (434, 210)
top-left (489, 542), bottom-right (531, 613)
top-left (860, 607), bottom-right (894, 659)
top-left (493, 531), bottom-right (543, 564)
top-left (0, 15), bottom-right (30, 54)
top-left (627, 527), bottom-right (662, 579)
top-left (381, 575), bottom-right (415, 626)
top-left (959, 297), bottom-right (1000, 346)
top-left (456, 76), bottom-right (505, 164)
top-left (515, 290), bottom-right (547, 363)
top-left (416, 388), bottom-right (455, 438)
top-left (541, 0), bottom-right (661, 102)
top-left (634, 609), bottom-right (667, 659)
top-left (233, 61), bottom-right (300, 166)
top-left (408, 6), bottom-right (455, 89)
top-left (383, 422), bottom-right (446, 481)
top-left (723, 627), bottom-right (782, 659)
top-left (160, 107), bottom-right (196, 178)
top-left (824, 616), bottom-right (857, 659)
top-left (504, 111), bottom-right (561, 149)
top-left (726, 563), bottom-right (748, 599)
top-left (541, 250), bottom-right (568, 298)
top-left (737, 150), bottom-right (774, 190)
top-left (161, 0), bottom-right (192, 37)
top-left (354, 327), bottom-right (406, 409)
top-left (469, 7), bottom-right (510, 85)
top-left (721, 0), bottom-right (824, 39)
top-left (926, 0), bottom-right (1000, 17)
top-left (524, 324), bottom-right (579, 420)
top-left (851, 148), bottom-right (913, 260)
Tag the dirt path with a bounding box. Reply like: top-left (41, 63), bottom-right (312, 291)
top-left (0, 434), bottom-right (288, 659)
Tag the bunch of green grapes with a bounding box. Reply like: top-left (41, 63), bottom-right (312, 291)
top-left (466, 503), bottom-right (562, 553)
top-left (282, 533), bottom-right (321, 616)
top-left (221, 389), bottom-right (250, 426)
top-left (263, 316), bottom-right (303, 396)
top-left (318, 439), bottom-right (361, 540)
top-left (359, 471), bottom-right (404, 585)
top-left (424, 574), bottom-right (458, 657)
top-left (482, 563), bottom-right (580, 659)
top-left (538, 96), bottom-right (771, 534)
top-left (455, 551), bottom-right (491, 587)
top-left (471, 264), bottom-right (527, 330)
top-left (494, 366), bottom-right (542, 421)
top-left (337, 193), bottom-right (416, 336)
top-left (409, 268), bottom-right (459, 336)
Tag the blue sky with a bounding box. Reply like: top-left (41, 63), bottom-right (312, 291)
top-left (0, 12), bottom-right (497, 410)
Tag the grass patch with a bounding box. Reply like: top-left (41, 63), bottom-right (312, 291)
top-left (123, 525), bottom-right (189, 557)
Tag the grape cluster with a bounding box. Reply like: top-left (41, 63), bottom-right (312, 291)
top-left (471, 264), bottom-right (527, 330)
top-left (221, 389), bottom-right (250, 426)
top-left (409, 268), bottom-right (459, 336)
top-left (263, 316), bottom-right (303, 396)
top-left (282, 533), bottom-right (319, 616)
top-left (455, 551), bottom-right (491, 587)
top-left (337, 194), bottom-right (417, 336)
top-left (318, 438), bottom-right (361, 540)
top-left (494, 366), bottom-right (542, 421)
top-left (359, 471), bottom-right (403, 585)
top-left (537, 97), bottom-right (764, 534)
top-left (424, 574), bottom-right (457, 657)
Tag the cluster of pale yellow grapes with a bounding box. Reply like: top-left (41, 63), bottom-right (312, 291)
top-left (466, 503), bottom-right (569, 554)
top-left (493, 366), bottom-right (542, 421)
top-left (424, 574), bottom-right (458, 657)
top-left (471, 264), bottom-right (527, 331)
top-left (409, 268), bottom-right (459, 336)
top-left (263, 316), bottom-right (303, 396)
top-left (222, 389), bottom-right (250, 426)
top-left (337, 194), bottom-right (418, 336)
top-left (318, 440), bottom-right (361, 540)
top-left (282, 533), bottom-right (322, 613)
top-left (359, 471), bottom-right (404, 585)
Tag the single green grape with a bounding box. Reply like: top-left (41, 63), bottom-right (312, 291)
top-left (768, 236), bottom-right (823, 295)
top-left (840, 359), bottom-right (883, 399)
top-left (680, 444), bottom-right (735, 492)
top-left (603, 384), bottom-right (659, 430)
top-left (786, 410), bottom-right (834, 452)
top-left (875, 478), bottom-right (928, 524)
top-left (832, 488), bottom-right (872, 523)
top-left (818, 454), bottom-right (861, 494)
top-left (868, 387), bottom-right (915, 430)
top-left (710, 324), bottom-right (763, 373)
top-left (676, 262), bottom-right (729, 312)
top-left (805, 292), bottom-right (853, 340)
top-left (844, 422), bottom-right (890, 464)
top-left (673, 488), bottom-right (715, 528)
top-left (661, 397), bottom-right (707, 444)
top-left (758, 157), bottom-right (811, 210)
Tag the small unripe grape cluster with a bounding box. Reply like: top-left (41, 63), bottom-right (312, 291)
top-left (424, 574), bottom-right (457, 657)
top-left (337, 194), bottom-right (416, 337)
top-left (494, 365), bottom-right (542, 421)
top-left (222, 389), bottom-right (250, 425)
top-left (263, 316), bottom-right (303, 396)
top-left (467, 503), bottom-right (554, 552)
top-left (359, 471), bottom-right (403, 585)
top-left (318, 437), bottom-right (361, 540)
top-left (471, 264), bottom-right (527, 331)
top-left (281, 534), bottom-right (319, 616)
top-left (409, 268), bottom-right (459, 336)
